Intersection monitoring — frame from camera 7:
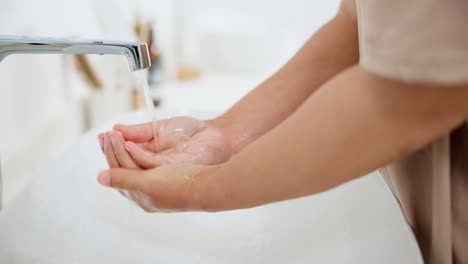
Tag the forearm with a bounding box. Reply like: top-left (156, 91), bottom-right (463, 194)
top-left (201, 66), bottom-right (468, 211)
top-left (210, 12), bottom-right (359, 153)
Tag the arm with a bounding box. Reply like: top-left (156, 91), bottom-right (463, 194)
top-left (200, 66), bottom-right (468, 210)
top-left (211, 2), bottom-right (359, 153)
top-left (100, 66), bottom-right (468, 212)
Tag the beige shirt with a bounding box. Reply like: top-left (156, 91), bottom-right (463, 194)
top-left (357, 0), bottom-right (468, 263)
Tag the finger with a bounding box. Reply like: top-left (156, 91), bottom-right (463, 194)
top-left (118, 188), bottom-right (131, 199)
top-left (132, 191), bottom-right (159, 212)
top-left (98, 171), bottom-right (163, 213)
top-left (124, 141), bottom-right (168, 169)
top-left (113, 123), bottom-right (157, 143)
top-left (98, 133), bottom-right (105, 153)
top-left (109, 131), bottom-right (140, 169)
top-left (116, 188), bottom-right (155, 212)
top-left (104, 133), bottom-right (120, 168)
top-left (97, 168), bottom-right (146, 191)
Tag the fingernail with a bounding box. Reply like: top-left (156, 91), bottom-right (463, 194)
top-left (98, 171), bottom-right (111, 186)
top-left (109, 132), bottom-right (117, 145)
top-left (153, 157), bottom-right (168, 166)
top-left (103, 134), bottom-right (108, 147)
top-left (124, 141), bottom-right (133, 152)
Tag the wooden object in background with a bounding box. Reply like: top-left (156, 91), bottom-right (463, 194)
top-left (131, 89), bottom-right (144, 110)
top-left (176, 67), bottom-right (201, 80)
top-left (74, 54), bottom-right (102, 89)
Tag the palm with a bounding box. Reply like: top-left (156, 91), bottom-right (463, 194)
top-left (116, 117), bottom-right (231, 168)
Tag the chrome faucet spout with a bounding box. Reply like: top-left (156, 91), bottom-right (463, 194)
top-left (0, 35), bottom-right (151, 71)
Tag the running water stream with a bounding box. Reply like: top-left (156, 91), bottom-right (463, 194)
top-left (137, 71), bottom-right (160, 151)
top-left (137, 71), bottom-right (191, 153)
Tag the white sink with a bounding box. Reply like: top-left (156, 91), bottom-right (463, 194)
top-left (0, 110), bottom-right (423, 264)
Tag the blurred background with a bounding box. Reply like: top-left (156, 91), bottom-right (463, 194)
top-left (0, 0), bottom-right (340, 205)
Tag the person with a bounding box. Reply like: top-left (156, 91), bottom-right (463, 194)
top-left (97, 0), bottom-right (468, 263)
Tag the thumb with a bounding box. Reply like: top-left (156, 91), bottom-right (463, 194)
top-left (113, 123), bottom-right (157, 143)
top-left (97, 168), bottom-right (146, 190)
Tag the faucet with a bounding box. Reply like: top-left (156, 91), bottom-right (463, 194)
top-left (0, 35), bottom-right (151, 210)
top-left (0, 35), bottom-right (151, 71)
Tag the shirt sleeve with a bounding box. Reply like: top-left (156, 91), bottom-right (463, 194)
top-left (357, 0), bottom-right (468, 85)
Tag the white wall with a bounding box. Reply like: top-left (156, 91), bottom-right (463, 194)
top-left (139, 0), bottom-right (340, 76)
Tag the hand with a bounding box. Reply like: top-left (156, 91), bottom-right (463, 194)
top-left (98, 117), bottom-right (232, 169)
top-left (97, 163), bottom-right (219, 212)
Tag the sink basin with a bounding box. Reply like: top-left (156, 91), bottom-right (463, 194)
top-left (0, 110), bottom-right (423, 263)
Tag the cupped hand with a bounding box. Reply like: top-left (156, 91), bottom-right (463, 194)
top-left (97, 163), bottom-right (220, 212)
top-left (98, 116), bottom-right (232, 169)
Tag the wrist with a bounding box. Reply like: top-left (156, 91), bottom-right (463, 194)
top-left (194, 165), bottom-right (227, 212)
top-left (205, 117), bottom-right (237, 156)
